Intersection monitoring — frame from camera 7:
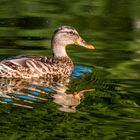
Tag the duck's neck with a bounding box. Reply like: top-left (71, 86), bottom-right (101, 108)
top-left (52, 44), bottom-right (68, 58)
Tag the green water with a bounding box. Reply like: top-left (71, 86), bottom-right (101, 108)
top-left (0, 0), bottom-right (140, 139)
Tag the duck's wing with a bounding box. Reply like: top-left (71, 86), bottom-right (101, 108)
top-left (0, 55), bottom-right (52, 78)
top-left (1, 55), bottom-right (49, 67)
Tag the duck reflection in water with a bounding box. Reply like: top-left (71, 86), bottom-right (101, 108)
top-left (53, 89), bottom-right (95, 112)
top-left (0, 77), bottom-right (94, 112)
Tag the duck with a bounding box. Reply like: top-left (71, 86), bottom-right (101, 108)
top-left (0, 26), bottom-right (94, 79)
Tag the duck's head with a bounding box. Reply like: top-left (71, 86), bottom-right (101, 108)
top-left (51, 26), bottom-right (95, 57)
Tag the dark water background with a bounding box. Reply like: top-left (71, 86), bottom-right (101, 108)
top-left (0, 0), bottom-right (140, 139)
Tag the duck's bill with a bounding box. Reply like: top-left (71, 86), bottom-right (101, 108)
top-left (76, 37), bottom-right (95, 49)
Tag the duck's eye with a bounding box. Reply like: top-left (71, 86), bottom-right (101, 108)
top-left (69, 31), bottom-right (74, 34)
top-left (69, 31), bottom-right (77, 35)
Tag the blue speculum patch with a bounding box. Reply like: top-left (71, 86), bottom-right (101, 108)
top-left (72, 65), bottom-right (92, 77)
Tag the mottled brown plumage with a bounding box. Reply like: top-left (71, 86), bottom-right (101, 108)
top-left (0, 26), bottom-right (94, 79)
top-left (0, 55), bottom-right (73, 79)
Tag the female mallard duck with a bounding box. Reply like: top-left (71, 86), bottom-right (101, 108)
top-left (0, 26), bottom-right (94, 79)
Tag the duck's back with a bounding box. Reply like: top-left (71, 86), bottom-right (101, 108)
top-left (0, 55), bottom-right (74, 79)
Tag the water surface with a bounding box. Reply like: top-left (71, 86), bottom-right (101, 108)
top-left (0, 0), bottom-right (140, 139)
